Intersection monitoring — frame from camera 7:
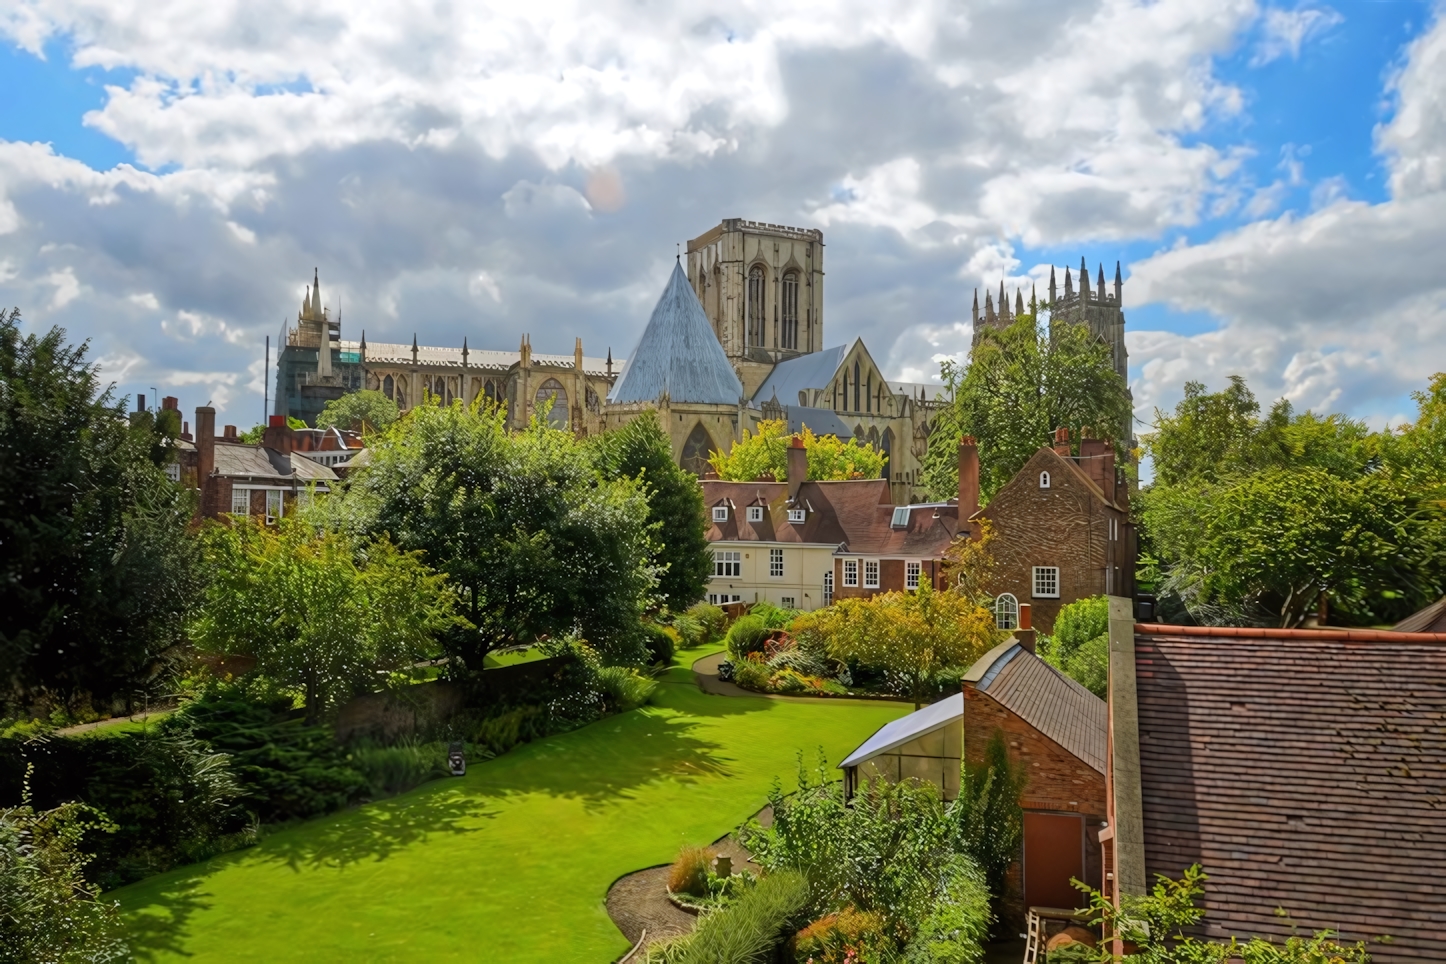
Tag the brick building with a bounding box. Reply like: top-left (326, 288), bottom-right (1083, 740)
top-left (1103, 602), bottom-right (1446, 962)
top-left (966, 429), bottom-right (1135, 634)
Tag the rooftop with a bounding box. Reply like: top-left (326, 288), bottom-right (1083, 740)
top-left (965, 642), bottom-right (1106, 772)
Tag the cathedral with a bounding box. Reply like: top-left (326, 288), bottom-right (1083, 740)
top-left (273, 220), bottom-right (1130, 506)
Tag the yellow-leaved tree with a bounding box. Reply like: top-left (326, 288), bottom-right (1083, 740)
top-left (708, 419), bottom-right (885, 481)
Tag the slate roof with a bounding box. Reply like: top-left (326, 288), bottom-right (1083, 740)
top-left (751, 345), bottom-right (848, 406)
top-left (966, 643), bottom-right (1107, 772)
top-left (1131, 626), bottom-right (1446, 961)
top-left (839, 693), bottom-right (963, 769)
top-left (213, 442), bottom-right (338, 483)
top-left (608, 262), bottom-right (744, 405)
top-left (775, 405), bottom-right (854, 439)
top-left (354, 339), bottom-right (616, 376)
top-left (701, 479), bottom-right (959, 556)
top-left (1394, 595), bottom-right (1446, 633)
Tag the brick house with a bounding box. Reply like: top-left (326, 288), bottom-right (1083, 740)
top-left (701, 437), bottom-right (958, 609)
top-left (175, 406), bottom-right (338, 522)
top-left (1102, 601), bottom-right (1446, 962)
top-left (965, 429), bottom-right (1135, 634)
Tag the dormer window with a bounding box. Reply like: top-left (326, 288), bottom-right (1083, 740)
top-left (747, 506), bottom-right (764, 523)
top-left (788, 508), bottom-right (806, 524)
top-left (712, 505), bottom-right (729, 523)
top-left (890, 506), bottom-right (910, 529)
top-left (1039, 471), bottom-right (1051, 489)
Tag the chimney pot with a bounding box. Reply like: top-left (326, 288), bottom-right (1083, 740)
top-left (1053, 426), bottom-right (1071, 457)
top-left (223, 425), bottom-right (237, 441)
top-left (269, 415), bottom-right (285, 428)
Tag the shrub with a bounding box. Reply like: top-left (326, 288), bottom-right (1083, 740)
top-left (349, 739), bottom-right (447, 798)
top-left (469, 706), bottom-right (547, 758)
top-left (731, 656), bottom-right (773, 692)
top-left (903, 858), bottom-right (992, 964)
top-left (793, 906), bottom-right (892, 962)
top-left (955, 730), bottom-right (1026, 913)
top-left (676, 869), bottom-right (810, 964)
top-left (593, 666), bottom-right (658, 713)
top-left (726, 615), bottom-right (773, 661)
top-left (1040, 596), bottom-right (1110, 698)
top-left (640, 623), bottom-right (675, 666)
top-left (768, 668), bottom-right (820, 694)
top-left (668, 845), bottom-right (714, 897)
top-left (767, 646), bottom-right (830, 679)
top-left (683, 602), bottom-right (728, 645)
top-left (750, 601), bottom-right (797, 631)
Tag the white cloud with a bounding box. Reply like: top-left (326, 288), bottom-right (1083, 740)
top-left (1252, 5), bottom-right (1343, 66)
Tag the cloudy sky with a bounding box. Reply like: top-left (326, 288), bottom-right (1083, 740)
top-left (1, 0), bottom-right (1443, 437)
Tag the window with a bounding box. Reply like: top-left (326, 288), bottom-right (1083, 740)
top-left (708, 593), bottom-right (742, 605)
top-left (266, 490), bottom-right (282, 525)
top-left (682, 423), bottom-right (717, 476)
top-left (863, 559), bottom-right (880, 589)
top-left (905, 561), bottom-right (921, 590)
top-left (1039, 471), bottom-right (1051, 489)
top-left (747, 265), bottom-right (767, 346)
top-left (383, 374), bottom-right (394, 399)
top-left (995, 593), bottom-right (1019, 630)
top-left (231, 486), bottom-right (250, 515)
top-left (842, 559), bottom-right (859, 587)
top-left (866, 373), bottom-right (872, 413)
top-left (534, 378), bottom-right (568, 428)
top-left (781, 596), bottom-right (796, 609)
top-left (712, 505), bottom-right (729, 522)
top-left (853, 361), bottom-right (861, 411)
top-left (747, 506), bottom-right (764, 523)
top-left (165, 462), bottom-right (181, 482)
top-left (484, 379), bottom-right (499, 404)
top-left (1033, 566), bottom-right (1060, 598)
top-left (713, 550), bottom-right (741, 578)
top-left (781, 271), bottom-right (799, 350)
top-left (788, 508), bottom-right (806, 524)
top-left (891, 506), bottom-right (910, 528)
top-left (769, 548), bottom-right (784, 579)
top-left (822, 571), bottom-right (834, 605)
top-left (1110, 517), bottom-right (1119, 541)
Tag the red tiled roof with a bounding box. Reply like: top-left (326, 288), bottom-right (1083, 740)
top-left (1132, 628), bottom-right (1446, 961)
top-left (975, 644), bottom-right (1106, 772)
top-left (701, 479), bottom-right (961, 557)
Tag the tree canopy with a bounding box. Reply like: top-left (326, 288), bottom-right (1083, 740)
top-left (922, 311), bottom-right (1134, 503)
top-left (0, 309), bottom-right (202, 711)
top-left (315, 389), bottom-right (399, 434)
top-left (708, 420), bottom-right (886, 482)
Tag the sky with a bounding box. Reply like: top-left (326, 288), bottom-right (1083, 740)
top-left (1, 0), bottom-right (1443, 439)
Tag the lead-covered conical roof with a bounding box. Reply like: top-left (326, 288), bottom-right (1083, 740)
top-left (608, 261), bottom-right (743, 405)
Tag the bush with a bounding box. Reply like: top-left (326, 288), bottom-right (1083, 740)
top-left (731, 656), bottom-right (773, 692)
top-left (767, 647), bottom-right (830, 679)
top-left (671, 869), bottom-right (810, 964)
top-left (956, 731), bottom-right (1026, 914)
top-left (726, 615), bottom-right (774, 661)
top-left (349, 739), bottom-right (447, 798)
top-left (1040, 596), bottom-right (1110, 698)
top-left (903, 858), bottom-right (992, 964)
top-left (667, 845), bottom-right (714, 897)
top-left (793, 906), bottom-right (892, 962)
top-left (640, 623), bottom-right (675, 667)
top-left (750, 601), bottom-right (797, 631)
top-left (469, 706), bottom-right (547, 758)
top-left (593, 666), bottom-right (658, 713)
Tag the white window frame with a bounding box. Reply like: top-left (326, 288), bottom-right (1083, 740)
top-left (1110, 517), bottom-right (1119, 541)
top-left (842, 559), bottom-right (859, 588)
top-left (769, 548), bottom-right (784, 579)
top-left (781, 596), bottom-right (796, 609)
top-left (863, 559), bottom-right (880, 589)
top-left (1032, 566), bottom-right (1060, 599)
top-left (747, 505), bottom-right (764, 523)
top-left (165, 462), bottom-right (181, 482)
top-left (712, 505), bottom-right (729, 523)
top-left (995, 593), bottom-right (1019, 630)
top-left (266, 489), bottom-right (283, 525)
top-left (708, 593), bottom-right (742, 605)
top-left (1039, 471), bottom-right (1051, 489)
top-left (890, 506), bottom-right (910, 528)
top-left (822, 571), bottom-right (834, 605)
top-left (905, 560), bottom-right (921, 590)
top-left (788, 508), bottom-right (806, 524)
top-left (713, 550), bottom-right (741, 578)
top-left (231, 486), bottom-right (251, 515)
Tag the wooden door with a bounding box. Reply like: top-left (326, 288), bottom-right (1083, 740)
top-left (1023, 811), bottom-right (1086, 911)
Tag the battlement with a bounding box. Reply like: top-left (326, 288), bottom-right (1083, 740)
top-left (723, 219), bottom-right (823, 242)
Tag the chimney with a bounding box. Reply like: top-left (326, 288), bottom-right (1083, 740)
top-left (1053, 426), bottom-right (1071, 457)
top-left (1015, 603), bottom-right (1036, 653)
top-left (136, 394), bottom-right (147, 413)
top-left (1078, 433), bottom-right (1115, 495)
top-left (162, 396), bottom-right (179, 411)
top-left (196, 407), bottom-right (216, 483)
top-left (181, 421), bottom-right (192, 442)
top-left (957, 435), bottom-right (980, 520)
top-left (787, 435), bottom-right (808, 500)
top-left (263, 413), bottom-right (295, 455)
top-left (223, 425), bottom-right (237, 441)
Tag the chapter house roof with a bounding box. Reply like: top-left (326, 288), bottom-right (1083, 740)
top-left (608, 262), bottom-right (744, 405)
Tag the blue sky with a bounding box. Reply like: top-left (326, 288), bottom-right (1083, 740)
top-left (1, 0), bottom-right (1444, 436)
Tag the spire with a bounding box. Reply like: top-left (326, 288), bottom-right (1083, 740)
top-left (462, 336), bottom-right (469, 367)
top-left (1064, 266), bottom-right (1073, 297)
top-left (1114, 261), bottom-right (1123, 305)
top-left (606, 347), bottom-right (613, 377)
top-left (312, 268), bottom-right (321, 316)
top-left (984, 289), bottom-right (996, 323)
top-left (1049, 265), bottom-right (1057, 304)
top-left (411, 334), bottom-right (419, 365)
top-left (359, 330), bottom-right (366, 350)
top-left (1080, 257), bottom-right (1090, 300)
top-left (972, 288), bottom-right (979, 326)
top-left (1015, 288), bottom-right (1024, 317)
top-left (998, 280), bottom-right (1008, 321)
top-left (574, 336), bottom-right (584, 372)
top-left (1030, 283), bottom-right (1038, 316)
top-left (1096, 263), bottom-right (1105, 299)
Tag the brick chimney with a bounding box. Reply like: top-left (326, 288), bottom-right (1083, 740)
top-left (787, 435), bottom-right (808, 501)
top-left (1015, 603), bottom-right (1036, 653)
top-left (223, 425), bottom-right (238, 441)
top-left (262, 414), bottom-right (295, 455)
top-left (1053, 426), bottom-right (1071, 457)
top-left (957, 435), bottom-right (980, 520)
top-left (195, 406), bottom-right (216, 483)
top-left (1078, 431), bottom-right (1114, 495)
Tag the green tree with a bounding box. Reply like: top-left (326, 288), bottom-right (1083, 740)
top-left (954, 730), bottom-right (1026, 915)
top-left (0, 308), bottom-right (203, 711)
top-left (1040, 595), bottom-right (1110, 698)
top-left (239, 416), bottom-right (305, 444)
top-left (0, 777), bottom-right (128, 963)
top-left (922, 311), bottom-right (1134, 502)
top-left (708, 419), bottom-right (886, 481)
top-left (322, 398), bottom-right (658, 668)
top-left (590, 411), bottom-right (711, 611)
top-left (191, 517), bottom-right (455, 722)
top-left (316, 389), bottom-right (399, 434)
top-left (798, 583), bottom-right (1002, 707)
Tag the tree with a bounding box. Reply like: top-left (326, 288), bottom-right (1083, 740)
top-left (708, 419), bottom-right (886, 481)
top-left (922, 311), bottom-right (1134, 503)
top-left (798, 583), bottom-right (1002, 707)
top-left (191, 517), bottom-right (455, 722)
top-left (315, 389), bottom-right (399, 434)
top-left (0, 309), bottom-right (203, 711)
top-left (1040, 595), bottom-right (1109, 697)
top-left (589, 411), bottom-right (711, 611)
top-left (322, 398), bottom-right (658, 668)
top-left (239, 416), bottom-right (305, 444)
top-left (0, 777), bottom-right (128, 963)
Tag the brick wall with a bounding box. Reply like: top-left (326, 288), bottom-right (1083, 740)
top-left (831, 558), bottom-right (949, 602)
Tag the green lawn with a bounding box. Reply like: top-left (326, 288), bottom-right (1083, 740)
top-left (114, 647), bottom-right (908, 962)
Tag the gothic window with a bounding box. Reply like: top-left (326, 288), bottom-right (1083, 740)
top-left (394, 375), bottom-right (407, 410)
top-left (383, 374), bottom-right (394, 400)
top-left (433, 377), bottom-right (445, 399)
top-left (681, 422), bottom-right (716, 476)
top-left (747, 264), bottom-right (766, 347)
top-left (484, 379), bottom-right (498, 404)
top-left (866, 373), bottom-right (872, 412)
top-left (841, 373), bottom-right (849, 411)
top-left (867, 426), bottom-right (880, 448)
top-left (853, 361), bottom-right (861, 411)
top-left (995, 593), bottom-right (1019, 631)
top-left (534, 378), bottom-right (568, 428)
top-left (880, 428), bottom-right (894, 479)
top-left (781, 271), bottom-right (799, 350)
top-left (854, 425), bottom-right (866, 442)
